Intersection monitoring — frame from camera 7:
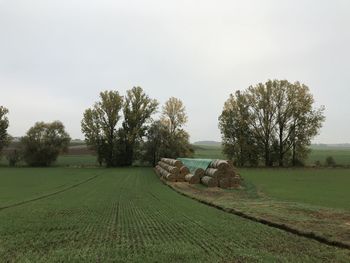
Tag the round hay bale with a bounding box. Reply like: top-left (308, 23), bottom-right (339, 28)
top-left (210, 160), bottom-right (229, 170)
top-left (158, 161), bottom-right (179, 175)
top-left (194, 168), bottom-right (205, 178)
top-left (176, 172), bottom-right (186, 182)
top-left (225, 169), bottom-right (236, 178)
top-left (155, 165), bottom-right (162, 177)
top-left (185, 173), bottom-right (200, 184)
top-left (230, 177), bottom-right (241, 186)
top-left (157, 165), bottom-right (172, 180)
top-left (179, 166), bottom-right (190, 177)
top-left (227, 160), bottom-right (236, 169)
top-left (165, 173), bottom-right (177, 182)
top-left (219, 178), bottom-right (231, 189)
top-left (205, 168), bottom-right (220, 178)
top-left (201, 176), bottom-right (218, 187)
top-left (161, 158), bottom-right (183, 168)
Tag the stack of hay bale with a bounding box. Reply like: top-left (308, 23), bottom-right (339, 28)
top-left (156, 158), bottom-right (195, 182)
top-left (155, 158), bottom-right (241, 189)
top-left (201, 159), bottom-right (240, 188)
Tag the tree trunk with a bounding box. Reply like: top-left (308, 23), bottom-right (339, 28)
top-left (279, 127), bottom-right (284, 167)
top-left (292, 141), bottom-right (296, 166)
top-left (264, 141), bottom-right (270, 167)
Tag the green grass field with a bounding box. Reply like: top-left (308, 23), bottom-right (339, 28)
top-left (194, 144), bottom-right (350, 166)
top-left (1, 167), bottom-right (349, 262)
top-left (240, 168), bottom-right (350, 210)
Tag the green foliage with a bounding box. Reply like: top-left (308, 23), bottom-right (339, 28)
top-left (81, 90), bottom-right (123, 167)
top-left (117, 87), bottom-right (158, 166)
top-left (325, 156), bottom-right (336, 167)
top-left (6, 149), bottom-right (21, 167)
top-left (0, 167), bottom-right (347, 261)
top-left (142, 97), bottom-right (193, 166)
top-left (142, 120), bottom-right (164, 166)
top-left (82, 88), bottom-right (158, 167)
top-left (219, 91), bottom-right (259, 166)
top-left (142, 120), bottom-right (193, 166)
top-left (219, 80), bottom-right (325, 167)
top-left (0, 106), bottom-right (10, 158)
top-left (21, 121), bottom-right (71, 166)
top-left (193, 144), bottom-right (350, 168)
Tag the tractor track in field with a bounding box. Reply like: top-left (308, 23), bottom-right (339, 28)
top-left (0, 173), bottom-right (102, 212)
top-left (155, 169), bottom-right (350, 250)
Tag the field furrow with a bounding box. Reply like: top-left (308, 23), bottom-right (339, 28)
top-left (0, 167), bottom-right (349, 262)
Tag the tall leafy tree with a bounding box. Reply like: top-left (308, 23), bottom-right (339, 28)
top-left (273, 80), bottom-right (296, 166)
top-left (81, 91), bottom-right (123, 167)
top-left (160, 97), bottom-right (193, 159)
top-left (288, 84), bottom-right (325, 166)
top-left (246, 82), bottom-right (278, 166)
top-left (219, 91), bottom-right (259, 166)
top-left (21, 121), bottom-right (71, 166)
top-left (219, 80), bottom-right (325, 167)
top-left (142, 120), bottom-right (166, 167)
top-left (118, 87), bottom-right (158, 165)
top-left (0, 106), bottom-right (10, 159)
top-left (162, 97), bottom-right (187, 135)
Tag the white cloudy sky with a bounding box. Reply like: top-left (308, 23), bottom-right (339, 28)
top-left (1, 0), bottom-right (349, 143)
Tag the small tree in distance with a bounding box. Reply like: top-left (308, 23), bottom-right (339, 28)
top-left (0, 106), bottom-right (11, 159)
top-left (325, 156), bottom-right (336, 167)
top-left (21, 121), bottom-right (71, 166)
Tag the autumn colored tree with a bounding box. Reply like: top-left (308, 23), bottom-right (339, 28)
top-left (219, 80), bottom-right (325, 167)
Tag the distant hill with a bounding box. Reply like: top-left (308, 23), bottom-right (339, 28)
top-left (193, 141), bottom-right (221, 146)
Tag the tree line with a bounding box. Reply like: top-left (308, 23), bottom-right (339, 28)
top-left (0, 87), bottom-right (193, 167)
top-left (0, 80), bottom-right (325, 167)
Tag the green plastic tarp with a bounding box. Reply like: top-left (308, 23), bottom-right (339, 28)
top-left (177, 158), bottom-right (213, 173)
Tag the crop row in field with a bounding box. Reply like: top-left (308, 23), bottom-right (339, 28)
top-left (0, 167), bottom-right (349, 262)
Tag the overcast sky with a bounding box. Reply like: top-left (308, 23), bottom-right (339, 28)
top-left (1, 0), bottom-right (349, 143)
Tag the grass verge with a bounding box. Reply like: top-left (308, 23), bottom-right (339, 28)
top-left (164, 174), bottom-right (350, 249)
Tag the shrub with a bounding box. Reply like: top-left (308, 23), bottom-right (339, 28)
top-left (325, 156), bottom-right (336, 167)
top-left (6, 149), bottom-right (21, 167)
top-left (21, 121), bottom-right (71, 166)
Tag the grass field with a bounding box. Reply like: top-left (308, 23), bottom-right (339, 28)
top-left (193, 144), bottom-right (350, 166)
top-left (241, 168), bottom-right (350, 210)
top-left (1, 167), bottom-right (349, 262)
